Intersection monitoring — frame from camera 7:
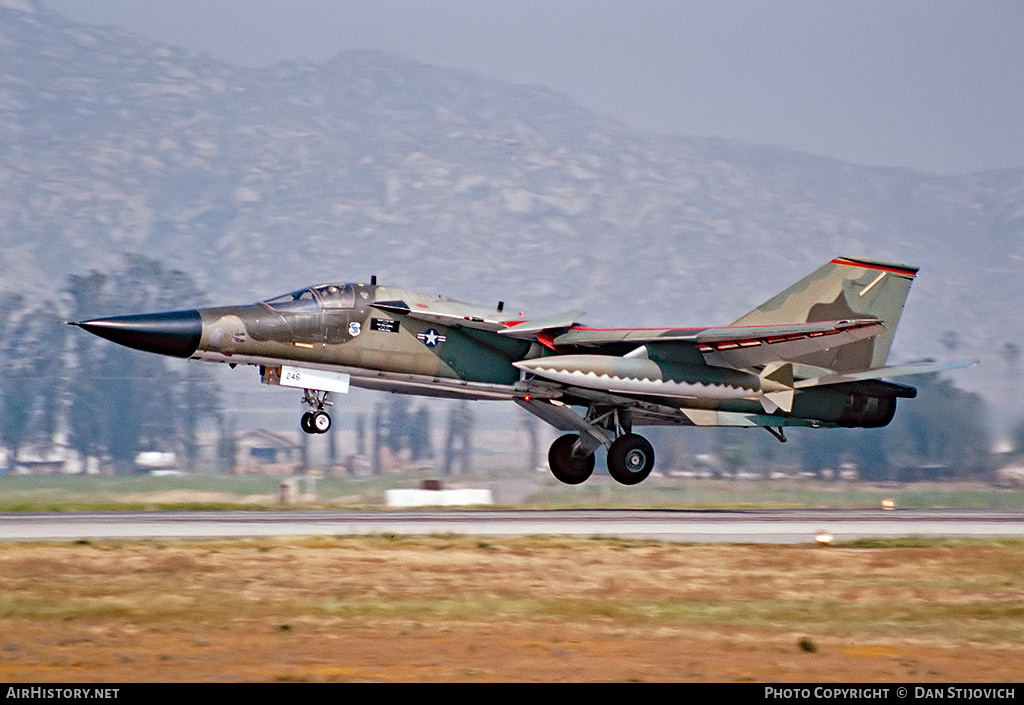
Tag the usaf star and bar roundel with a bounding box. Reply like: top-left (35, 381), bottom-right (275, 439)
top-left (417, 328), bottom-right (447, 347)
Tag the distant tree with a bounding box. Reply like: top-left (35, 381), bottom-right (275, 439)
top-left (721, 440), bottom-right (749, 475)
top-left (173, 360), bottom-right (222, 472)
top-left (409, 405), bottom-right (433, 461)
top-left (354, 413), bottom-right (366, 457)
top-left (372, 401), bottom-right (384, 473)
top-left (444, 401), bottom-right (474, 475)
top-left (63, 254), bottom-right (221, 474)
top-left (880, 374), bottom-right (991, 479)
top-left (852, 428), bottom-right (891, 479)
top-left (520, 410), bottom-right (540, 471)
top-left (384, 396), bottom-right (411, 457)
top-left (798, 427), bottom-right (851, 475)
top-left (216, 415), bottom-right (237, 474)
top-left (791, 375), bottom-right (990, 481)
top-left (0, 300), bottom-right (64, 469)
top-left (371, 398), bottom-right (434, 467)
top-left (327, 410), bottom-right (338, 468)
top-left (1012, 418), bottom-right (1024, 458)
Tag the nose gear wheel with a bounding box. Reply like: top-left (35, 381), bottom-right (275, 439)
top-left (300, 389), bottom-right (333, 434)
top-left (301, 410), bottom-right (332, 434)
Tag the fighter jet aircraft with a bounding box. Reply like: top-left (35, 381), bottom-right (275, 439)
top-left (71, 257), bottom-right (970, 485)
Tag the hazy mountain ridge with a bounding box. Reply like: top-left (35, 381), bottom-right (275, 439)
top-left (1, 2), bottom-right (1021, 416)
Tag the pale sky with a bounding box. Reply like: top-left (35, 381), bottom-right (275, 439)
top-left (41, 0), bottom-right (1024, 175)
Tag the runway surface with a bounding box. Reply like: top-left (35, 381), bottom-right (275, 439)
top-left (1, 508), bottom-right (1022, 544)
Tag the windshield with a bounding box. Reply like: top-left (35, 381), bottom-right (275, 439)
top-left (261, 288), bottom-right (320, 312)
top-left (261, 283), bottom-right (357, 312)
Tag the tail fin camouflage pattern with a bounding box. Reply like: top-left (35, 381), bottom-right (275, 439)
top-left (730, 256), bottom-right (918, 373)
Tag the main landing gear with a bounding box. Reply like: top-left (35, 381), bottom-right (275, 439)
top-left (547, 434), bottom-right (596, 485)
top-left (299, 388), bottom-right (332, 435)
top-left (545, 407), bottom-right (656, 486)
top-left (549, 433), bottom-right (657, 486)
top-left (606, 433), bottom-right (656, 486)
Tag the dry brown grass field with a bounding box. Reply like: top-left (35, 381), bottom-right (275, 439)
top-left (1, 536), bottom-right (1022, 682)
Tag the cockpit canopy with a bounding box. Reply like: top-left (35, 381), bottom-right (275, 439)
top-left (262, 283), bottom-right (358, 312)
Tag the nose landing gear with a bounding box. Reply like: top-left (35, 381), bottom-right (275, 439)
top-left (301, 410), bottom-right (332, 434)
top-left (300, 389), bottom-right (332, 434)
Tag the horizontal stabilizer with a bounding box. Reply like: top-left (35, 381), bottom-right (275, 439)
top-left (794, 359), bottom-right (977, 389)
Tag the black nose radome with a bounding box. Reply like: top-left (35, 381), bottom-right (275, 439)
top-left (71, 309), bottom-right (202, 358)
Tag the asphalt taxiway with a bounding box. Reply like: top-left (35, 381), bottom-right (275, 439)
top-left (1, 508), bottom-right (1022, 544)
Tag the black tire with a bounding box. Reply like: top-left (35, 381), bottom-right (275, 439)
top-left (300, 411), bottom-right (315, 434)
top-left (312, 411), bottom-right (332, 434)
top-left (547, 434), bottom-right (595, 485)
top-left (607, 434), bottom-right (655, 485)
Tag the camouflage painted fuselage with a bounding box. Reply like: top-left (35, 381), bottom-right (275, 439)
top-left (72, 256), bottom-right (970, 485)
top-left (74, 256), bottom-right (965, 445)
top-left (192, 285), bottom-right (531, 392)
top-left (183, 276), bottom-right (912, 429)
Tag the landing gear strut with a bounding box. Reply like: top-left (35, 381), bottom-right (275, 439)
top-left (300, 389), bottom-right (332, 434)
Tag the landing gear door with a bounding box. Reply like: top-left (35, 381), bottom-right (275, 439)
top-left (261, 365), bottom-right (351, 394)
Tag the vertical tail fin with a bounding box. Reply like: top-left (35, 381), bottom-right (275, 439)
top-left (730, 256), bottom-right (918, 373)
